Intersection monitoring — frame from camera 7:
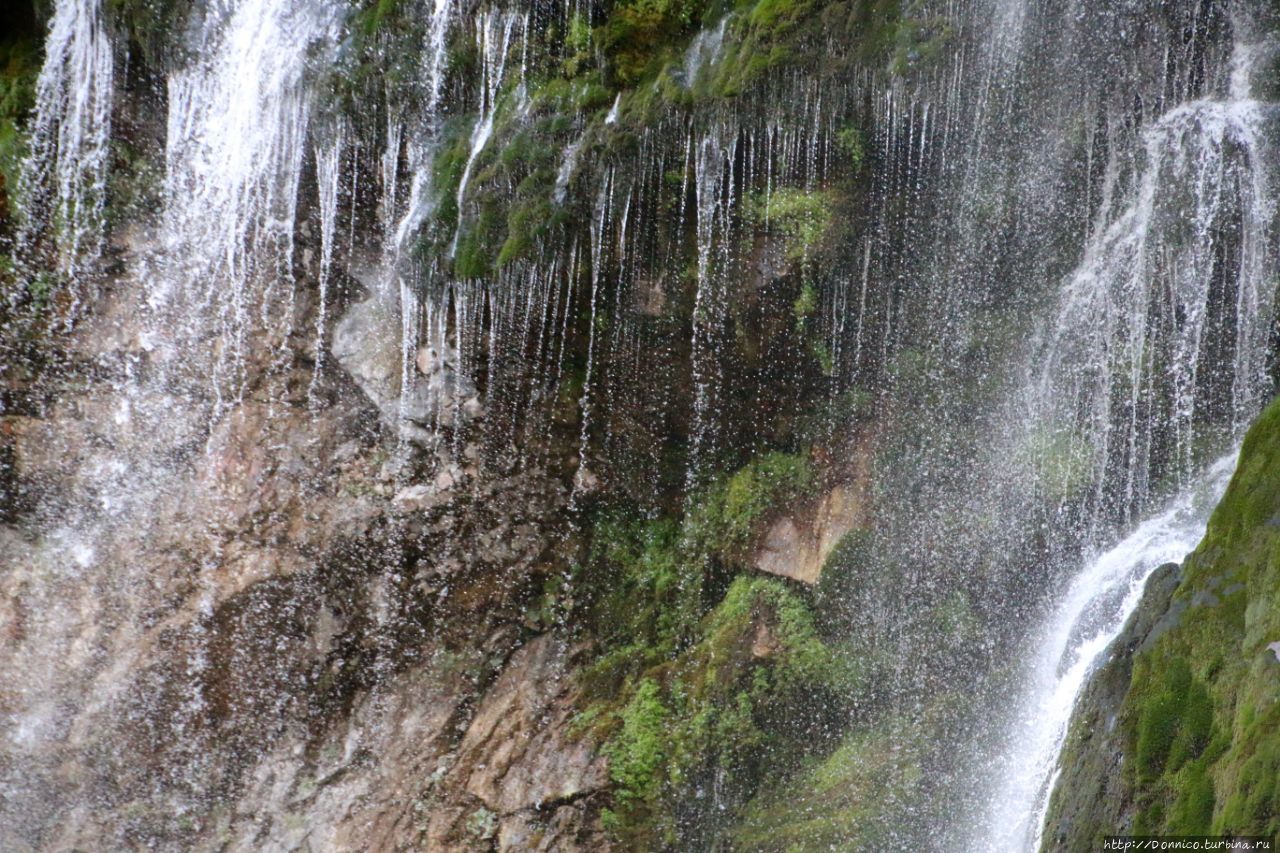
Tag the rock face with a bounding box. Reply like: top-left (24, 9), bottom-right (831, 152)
top-left (754, 484), bottom-right (863, 584)
top-left (0, 232), bottom-right (607, 851)
top-left (331, 290), bottom-right (481, 439)
top-left (1039, 562), bottom-right (1183, 849)
top-left (199, 635), bottom-right (610, 853)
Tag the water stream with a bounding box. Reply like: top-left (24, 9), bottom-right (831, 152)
top-left (983, 451), bottom-right (1239, 851)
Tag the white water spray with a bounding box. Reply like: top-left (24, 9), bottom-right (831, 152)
top-left (981, 451), bottom-right (1238, 851)
top-left (19, 0), bottom-right (113, 278)
top-left (157, 0), bottom-right (345, 399)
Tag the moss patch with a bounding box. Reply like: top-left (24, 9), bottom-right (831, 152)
top-left (575, 450), bottom-right (864, 848)
top-left (1108, 396), bottom-right (1280, 839)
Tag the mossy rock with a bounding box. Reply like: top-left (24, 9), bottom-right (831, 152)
top-left (1043, 396), bottom-right (1280, 848)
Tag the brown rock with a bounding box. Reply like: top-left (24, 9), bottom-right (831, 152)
top-left (753, 484), bottom-right (863, 585)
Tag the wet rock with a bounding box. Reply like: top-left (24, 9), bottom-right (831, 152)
top-left (330, 293), bottom-right (401, 417)
top-left (392, 483), bottom-right (445, 513)
top-left (332, 295), bottom-right (481, 433)
top-left (1039, 562), bottom-right (1184, 849)
top-left (573, 465), bottom-right (600, 494)
top-left (457, 636), bottom-right (608, 815)
top-left (754, 484), bottom-right (863, 585)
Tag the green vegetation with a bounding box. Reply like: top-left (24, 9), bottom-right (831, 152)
top-left (593, 574), bottom-right (859, 847)
top-left (685, 450), bottom-right (814, 558)
top-left (584, 452), bottom-right (815, 680)
top-left (890, 13), bottom-right (954, 76)
top-left (745, 187), bottom-right (834, 263)
top-left (732, 708), bottom-right (943, 850)
top-left (1115, 395), bottom-right (1280, 838)
top-left (600, 0), bottom-right (711, 85)
top-left (836, 123), bottom-right (865, 171)
top-left (381, 0), bottom-right (904, 283)
top-left (0, 36), bottom-right (38, 233)
top-left (1021, 425), bottom-right (1095, 503)
top-left (574, 451), bottom-right (866, 847)
top-left (792, 280), bottom-right (818, 327)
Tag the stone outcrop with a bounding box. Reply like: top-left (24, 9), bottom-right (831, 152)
top-left (752, 432), bottom-right (874, 585)
top-left (753, 483), bottom-right (862, 584)
top-left (331, 288), bottom-right (482, 440)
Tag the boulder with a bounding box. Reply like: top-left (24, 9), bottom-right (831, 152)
top-left (753, 484), bottom-right (863, 585)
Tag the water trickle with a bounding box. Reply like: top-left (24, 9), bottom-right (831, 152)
top-left (686, 129), bottom-right (738, 490)
top-left (19, 0), bottom-right (114, 280)
top-left (1026, 93), bottom-right (1276, 528)
top-left (389, 0), bottom-right (456, 255)
top-left (680, 15), bottom-right (730, 90)
top-left (309, 122), bottom-right (346, 403)
top-left (449, 10), bottom-right (521, 258)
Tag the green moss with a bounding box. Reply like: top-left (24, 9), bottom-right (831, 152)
top-left (452, 228), bottom-right (492, 279)
top-left (791, 281), bottom-right (817, 326)
top-left (0, 36), bottom-right (38, 229)
top-left (809, 337), bottom-right (835, 376)
top-left (732, 695), bottom-right (964, 850)
top-left (354, 0), bottom-right (403, 37)
top-left (1168, 761), bottom-right (1215, 833)
top-left (600, 0), bottom-right (710, 86)
top-left (745, 187), bottom-right (834, 263)
top-left (595, 575), bottom-right (858, 847)
top-left (1133, 659), bottom-right (1209, 781)
top-left (684, 451), bottom-right (814, 559)
top-left (604, 678), bottom-right (672, 810)
top-left (1217, 732), bottom-right (1280, 832)
top-left (1112, 395), bottom-right (1280, 838)
top-left (1021, 424), bottom-right (1094, 502)
top-left (576, 446), bottom-right (857, 847)
top-left (746, 0), bottom-right (814, 31)
top-left (836, 124), bottom-right (865, 172)
top-left (890, 13), bottom-right (954, 76)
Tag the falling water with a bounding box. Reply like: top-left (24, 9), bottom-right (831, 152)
top-left (389, 0), bottom-right (455, 254)
top-left (982, 451), bottom-right (1238, 851)
top-left (969, 17), bottom-right (1280, 849)
top-left (1024, 88), bottom-right (1275, 529)
top-left (308, 122), bottom-right (345, 401)
top-left (18, 0), bottom-right (113, 279)
top-left (157, 0), bottom-right (346, 399)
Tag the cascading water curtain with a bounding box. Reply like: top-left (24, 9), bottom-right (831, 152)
top-left (18, 0), bottom-right (113, 287)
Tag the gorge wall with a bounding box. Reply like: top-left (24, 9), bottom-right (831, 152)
top-left (1, 0), bottom-right (1278, 851)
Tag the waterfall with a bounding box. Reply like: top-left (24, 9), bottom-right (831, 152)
top-left (6, 0), bottom-right (1280, 847)
top-left (982, 451), bottom-right (1237, 851)
top-left (966, 15), bottom-right (1280, 850)
top-left (1022, 82), bottom-right (1275, 529)
top-left (18, 0), bottom-right (113, 281)
top-left (157, 0), bottom-right (345, 401)
top-left (389, 0), bottom-right (457, 254)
